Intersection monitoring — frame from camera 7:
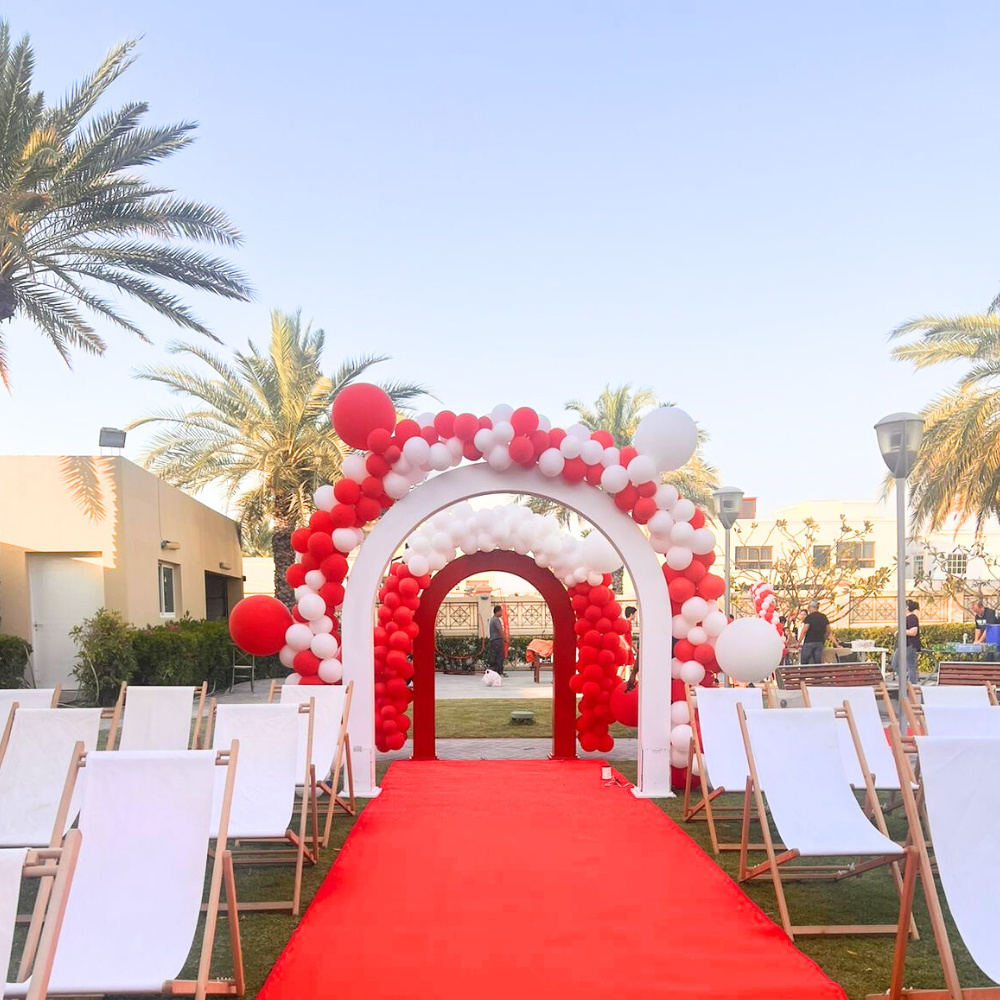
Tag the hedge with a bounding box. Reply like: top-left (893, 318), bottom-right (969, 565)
top-left (0, 635), bottom-right (32, 688)
top-left (435, 634), bottom-right (538, 671)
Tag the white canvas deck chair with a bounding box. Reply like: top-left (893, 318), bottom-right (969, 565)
top-left (2, 830), bottom-right (81, 1000)
top-left (921, 704), bottom-right (1000, 738)
top-left (206, 700), bottom-right (316, 915)
top-left (877, 731), bottom-right (1000, 1000)
top-left (9, 743), bottom-right (243, 1000)
top-left (108, 682), bottom-right (208, 751)
top-left (0, 687), bottom-right (60, 716)
top-left (801, 683), bottom-right (904, 790)
top-left (737, 704), bottom-right (912, 940)
top-left (0, 707), bottom-right (101, 848)
top-left (268, 679), bottom-right (355, 848)
top-left (682, 685), bottom-right (768, 853)
top-left (904, 682), bottom-right (996, 736)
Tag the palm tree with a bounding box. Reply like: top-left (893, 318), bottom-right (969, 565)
top-left (129, 309), bottom-right (428, 604)
top-left (240, 521), bottom-right (273, 558)
top-left (889, 313), bottom-right (1000, 533)
top-left (0, 24), bottom-right (252, 388)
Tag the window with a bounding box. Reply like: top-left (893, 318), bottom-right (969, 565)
top-left (836, 541), bottom-right (875, 568)
top-left (945, 553), bottom-right (968, 577)
top-left (912, 555), bottom-right (924, 579)
top-left (159, 562), bottom-right (177, 617)
top-left (735, 546), bottom-right (772, 570)
top-left (204, 572), bottom-right (229, 620)
top-left (812, 545), bottom-right (831, 567)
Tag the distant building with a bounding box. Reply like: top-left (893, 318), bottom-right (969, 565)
top-left (0, 456), bottom-right (244, 689)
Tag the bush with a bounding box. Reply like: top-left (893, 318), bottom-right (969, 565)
top-left (434, 634), bottom-right (542, 671)
top-left (0, 635), bottom-right (31, 688)
top-left (70, 609), bottom-right (137, 706)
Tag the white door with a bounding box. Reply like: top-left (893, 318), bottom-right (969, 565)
top-left (27, 553), bottom-right (105, 689)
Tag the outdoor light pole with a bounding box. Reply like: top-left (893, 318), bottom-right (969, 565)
top-left (713, 486), bottom-right (745, 619)
top-left (874, 413), bottom-right (924, 690)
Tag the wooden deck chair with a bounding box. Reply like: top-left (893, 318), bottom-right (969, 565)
top-left (0, 707), bottom-right (101, 848)
top-left (268, 679), bottom-right (355, 848)
top-left (875, 731), bottom-right (1000, 1000)
top-left (737, 704), bottom-right (911, 940)
top-left (9, 744), bottom-right (242, 1000)
top-left (108, 682), bottom-right (209, 751)
top-left (2, 831), bottom-right (81, 1000)
top-left (921, 704), bottom-right (1000, 738)
top-left (801, 683), bottom-right (903, 790)
top-left (0, 687), bottom-right (60, 715)
top-left (904, 682), bottom-right (995, 735)
top-left (206, 700), bottom-right (316, 916)
top-left (682, 685), bottom-right (768, 853)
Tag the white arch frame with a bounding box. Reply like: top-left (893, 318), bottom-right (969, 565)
top-left (342, 464), bottom-right (674, 798)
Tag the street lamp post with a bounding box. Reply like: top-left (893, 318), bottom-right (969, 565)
top-left (713, 486), bottom-right (745, 619)
top-left (874, 413), bottom-right (924, 692)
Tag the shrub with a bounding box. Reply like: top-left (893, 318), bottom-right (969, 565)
top-left (0, 635), bottom-right (31, 688)
top-left (132, 626), bottom-right (201, 687)
top-left (434, 634), bottom-right (541, 671)
top-left (70, 609), bottom-right (137, 706)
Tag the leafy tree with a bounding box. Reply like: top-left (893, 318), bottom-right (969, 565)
top-left (889, 314), bottom-right (1000, 534)
top-left (128, 309), bottom-right (428, 605)
top-left (0, 24), bottom-right (251, 388)
top-left (910, 539), bottom-right (1000, 621)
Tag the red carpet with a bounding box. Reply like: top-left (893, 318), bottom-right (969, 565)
top-left (258, 761), bottom-right (846, 1000)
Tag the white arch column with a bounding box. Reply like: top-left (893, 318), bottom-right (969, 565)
top-left (341, 464), bottom-right (674, 797)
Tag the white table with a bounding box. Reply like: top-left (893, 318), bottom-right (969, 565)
top-left (847, 646), bottom-right (889, 677)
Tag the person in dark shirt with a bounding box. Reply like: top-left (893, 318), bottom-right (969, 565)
top-left (488, 604), bottom-right (507, 677)
top-left (972, 599), bottom-right (998, 644)
top-left (892, 599), bottom-right (921, 684)
top-left (798, 601), bottom-right (830, 664)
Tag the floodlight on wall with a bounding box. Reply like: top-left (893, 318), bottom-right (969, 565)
top-left (219, 561), bottom-right (232, 571)
top-left (160, 540), bottom-right (180, 551)
top-left (98, 427), bottom-right (126, 449)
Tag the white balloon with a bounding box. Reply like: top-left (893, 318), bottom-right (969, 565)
top-left (313, 484), bottom-right (335, 512)
top-left (581, 531), bottom-right (622, 574)
top-left (672, 498), bottom-right (696, 523)
top-left (311, 615), bottom-right (334, 635)
top-left (691, 527), bottom-right (716, 555)
top-left (311, 632), bottom-right (340, 659)
top-left (278, 645), bottom-right (297, 668)
top-left (414, 412), bottom-right (436, 428)
top-left (492, 420), bottom-right (515, 444)
top-left (407, 553), bottom-right (430, 578)
top-left (409, 533), bottom-right (432, 555)
top-left (627, 454), bottom-right (656, 485)
top-left (298, 592), bottom-right (326, 621)
top-left (283, 671), bottom-right (302, 685)
top-left (537, 414), bottom-right (551, 432)
top-left (580, 439), bottom-right (604, 465)
top-left (491, 403), bottom-right (514, 423)
top-left (447, 437), bottom-right (465, 463)
top-left (587, 571), bottom-right (603, 586)
top-left (304, 569), bottom-right (326, 591)
top-left (669, 723), bottom-right (694, 752)
top-left (473, 428), bottom-right (496, 454)
top-left (655, 483), bottom-right (679, 509)
top-left (672, 615), bottom-right (690, 638)
top-left (665, 546), bottom-right (693, 570)
top-left (670, 657), bottom-right (684, 678)
top-left (702, 610), bottom-right (728, 637)
top-left (567, 423), bottom-right (590, 440)
top-left (681, 596), bottom-right (708, 622)
top-left (600, 464), bottom-right (629, 494)
top-left (648, 510), bottom-right (675, 535)
top-left (650, 532), bottom-right (672, 554)
top-left (601, 446), bottom-right (621, 468)
top-left (383, 471), bottom-right (410, 500)
top-left (538, 448), bottom-right (565, 477)
top-left (714, 618), bottom-right (784, 683)
top-left (333, 527), bottom-right (359, 553)
top-left (687, 626), bottom-right (708, 646)
top-left (633, 407), bottom-right (699, 472)
top-left (679, 660), bottom-right (706, 685)
top-left (670, 747), bottom-right (689, 768)
top-left (318, 658), bottom-right (344, 684)
top-left (487, 445), bottom-right (512, 470)
top-left (429, 442), bottom-right (452, 471)
top-left (293, 585), bottom-right (310, 602)
top-left (559, 435), bottom-right (583, 459)
top-left (428, 551), bottom-right (447, 572)
top-left (285, 623), bottom-right (313, 651)
top-left (670, 701), bottom-right (691, 726)
top-left (670, 521), bottom-right (695, 546)
top-left (402, 436), bottom-right (431, 467)
top-left (431, 531), bottom-right (452, 554)
top-left (341, 454), bottom-right (367, 483)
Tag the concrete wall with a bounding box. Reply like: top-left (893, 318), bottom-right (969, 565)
top-left (0, 456), bottom-right (243, 640)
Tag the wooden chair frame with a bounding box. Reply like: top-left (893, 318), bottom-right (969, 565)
top-left (736, 701), bottom-right (914, 941)
top-left (267, 679), bottom-right (356, 849)
top-left (205, 698), bottom-right (318, 916)
top-left (936, 662), bottom-right (1000, 692)
top-left (681, 684), bottom-right (768, 854)
top-left (105, 681), bottom-right (209, 751)
top-left (871, 725), bottom-right (1000, 1000)
top-left (903, 680), bottom-right (998, 736)
top-left (18, 741), bottom-right (244, 1000)
top-left (5, 829), bottom-right (82, 1000)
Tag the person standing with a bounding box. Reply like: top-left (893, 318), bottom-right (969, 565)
top-left (798, 600), bottom-right (830, 664)
top-left (892, 599), bottom-right (921, 684)
top-left (489, 604), bottom-right (507, 677)
top-left (972, 599), bottom-right (998, 644)
top-left (623, 606), bottom-right (638, 688)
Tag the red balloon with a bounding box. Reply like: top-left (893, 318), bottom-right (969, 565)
top-left (293, 650), bottom-right (321, 676)
top-left (395, 419), bottom-right (420, 442)
top-left (693, 643), bottom-right (716, 666)
top-left (510, 406), bottom-right (539, 436)
top-left (229, 596), bottom-right (293, 656)
top-left (285, 563), bottom-right (306, 588)
top-left (307, 531), bottom-right (334, 560)
top-left (419, 425), bottom-right (439, 445)
top-left (334, 479), bottom-right (361, 504)
top-left (590, 430), bottom-right (614, 448)
top-left (668, 578), bottom-right (697, 604)
top-left (685, 560), bottom-right (708, 583)
top-left (367, 428), bottom-right (392, 454)
top-left (366, 453), bottom-right (390, 478)
top-left (614, 485), bottom-right (639, 511)
top-left (548, 427), bottom-right (567, 447)
top-left (637, 481), bottom-right (658, 498)
top-left (387, 732), bottom-right (406, 751)
top-left (671, 680), bottom-right (686, 702)
top-left (331, 384), bottom-right (396, 449)
top-left (585, 463), bottom-right (604, 486)
top-left (619, 446), bottom-right (638, 466)
top-left (674, 639), bottom-right (694, 662)
top-left (562, 457), bottom-right (587, 483)
top-left (356, 497), bottom-right (381, 522)
top-left (698, 574), bottom-right (726, 600)
top-left (579, 732), bottom-right (600, 753)
top-left (530, 430), bottom-right (551, 456)
top-left (690, 508), bottom-right (706, 529)
top-left (330, 504), bottom-right (355, 529)
top-left (291, 528), bottom-right (311, 553)
top-left (309, 510), bottom-right (334, 533)
top-left (508, 436), bottom-right (535, 465)
top-left (398, 577), bottom-right (420, 599)
top-left (299, 675), bottom-right (325, 686)
top-left (389, 631), bottom-right (412, 653)
top-left (320, 553), bottom-right (349, 581)
top-left (453, 413), bottom-right (480, 441)
top-left (320, 582), bottom-right (345, 608)
top-left (631, 498), bottom-right (657, 524)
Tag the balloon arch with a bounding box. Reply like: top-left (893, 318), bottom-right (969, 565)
top-left (229, 389), bottom-right (783, 797)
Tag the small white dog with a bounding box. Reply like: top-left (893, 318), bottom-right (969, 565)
top-left (482, 668), bottom-right (503, 687)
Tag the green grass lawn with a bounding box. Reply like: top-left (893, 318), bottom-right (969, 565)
top-left (435, 698), bottom-right (638, 739)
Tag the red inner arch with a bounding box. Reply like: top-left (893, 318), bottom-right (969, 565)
top-left (410, 551), bottom-right (578, 760)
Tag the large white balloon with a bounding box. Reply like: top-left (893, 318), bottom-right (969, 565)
top-left (581, 531), bottom-right (622, 574)
top-left (714, 618), bottom-right (784, 683)
top-left (633, 407), bottom-right (699, 472)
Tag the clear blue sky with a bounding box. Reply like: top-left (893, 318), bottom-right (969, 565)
top-left (1, 1), bottom-right (997, 517)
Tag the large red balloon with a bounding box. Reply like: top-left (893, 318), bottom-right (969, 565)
top-left (331, 383), bottom-right (396, 449)
top-left (229, 596), bottom-right (292, 656)
top-left (609, 683), bottom-right (639, 727)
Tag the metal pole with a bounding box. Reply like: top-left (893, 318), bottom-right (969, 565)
top-left (724, 527), bottom-right (732, 619)
top-left (896, 477), bottom-right (907, 696)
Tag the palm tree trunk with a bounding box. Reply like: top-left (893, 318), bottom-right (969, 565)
top-left (272, 525), bottom-right (295, 607)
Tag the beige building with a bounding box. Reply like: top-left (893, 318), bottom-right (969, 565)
top-left (0, 456), bottom-right (244, 689)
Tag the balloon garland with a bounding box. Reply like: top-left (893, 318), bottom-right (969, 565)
top-left (751, 581), bottom-right (784, 636)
